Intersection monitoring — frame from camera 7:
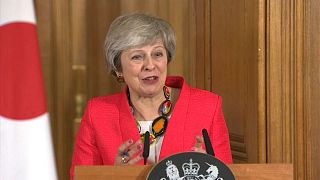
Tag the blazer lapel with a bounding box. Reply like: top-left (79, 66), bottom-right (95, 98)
top-left (118, 88), bottom-right (141, 144)
top-left (159, 77), bottom-right (190, 160)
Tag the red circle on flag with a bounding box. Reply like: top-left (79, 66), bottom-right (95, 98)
top-left (0, 23), bottom-right (47, 120)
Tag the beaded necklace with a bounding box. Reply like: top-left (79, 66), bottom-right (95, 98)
top-left (128, 86), bottom-right (172, 144)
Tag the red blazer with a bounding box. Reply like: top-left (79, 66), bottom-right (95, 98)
top-left (70, 76), bottom-right (232, 178)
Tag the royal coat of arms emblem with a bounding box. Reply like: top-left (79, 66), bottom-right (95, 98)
top-left (148, 152), bottom-right (234, 180)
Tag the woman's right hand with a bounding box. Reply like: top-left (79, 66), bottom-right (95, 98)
top-left (114, 139), bottom-right (143, 165)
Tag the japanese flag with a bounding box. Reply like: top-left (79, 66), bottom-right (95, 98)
top-left (0, 0), bottom-right (57, 179)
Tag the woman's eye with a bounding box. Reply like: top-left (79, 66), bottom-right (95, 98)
top-left (154, 52), bottom-right (163, 57)
top-left (131, 55), bottom-right (143, 60)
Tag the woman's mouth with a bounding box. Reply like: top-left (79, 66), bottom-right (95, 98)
top-left (142, 76), bottom-right (158, 80)
top-left (142, 76), bottom-right (159, 84)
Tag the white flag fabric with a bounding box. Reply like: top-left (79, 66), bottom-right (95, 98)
top-left (0, 0), bottom-right (57, 179)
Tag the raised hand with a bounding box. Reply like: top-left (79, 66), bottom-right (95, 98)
top-left (191, 135), bottom-right (206, 153)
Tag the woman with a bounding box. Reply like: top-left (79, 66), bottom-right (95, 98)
top-left (70, 12), bottom-right (232, 178)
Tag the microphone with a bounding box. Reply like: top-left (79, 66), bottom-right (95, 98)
top-left (143, 131), bottom-right (150, 165)
top-left (202, 129), bottom-right (215, 156)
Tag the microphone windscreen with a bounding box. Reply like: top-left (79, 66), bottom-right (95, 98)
top-left (202, 129), bottom-right (215, 156)
top-left (143, 131), bottom-right (150, 165)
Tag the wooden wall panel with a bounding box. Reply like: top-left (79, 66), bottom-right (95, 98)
top-left (86, 0), bottom-right (121, 98)
top-left (194, 0), bottom-right (212, 90)
top-left (163, 0), bottom-right (196, 83)
top-left (210, 0), bottom-right (262, 163)
top-left (120, 0), bottom-right (159, 13)
top-left (266, 0), bottom-right (294, 163)
top-left (257, 0), bottom-right (267, 164)
top-left (51, 1), bottom-right (74, 179)
top-left (300, 0), bottom-right (320, 179)
top-left (294, 0), bottom-right (306, 176)
top-left (267, 0), bottom-right (320, 179)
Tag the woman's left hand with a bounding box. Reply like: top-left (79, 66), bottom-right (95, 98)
top-left (191, 135), bottom-right (206, 153)
top-left (114, 139), bottom-right (143, 165)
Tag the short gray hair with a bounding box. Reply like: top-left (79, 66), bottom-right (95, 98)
top-left (104, 12), bottom-right (176, 76)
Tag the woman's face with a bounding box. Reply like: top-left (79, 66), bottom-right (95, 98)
top-left (120, 41), bottom-right (168, 98)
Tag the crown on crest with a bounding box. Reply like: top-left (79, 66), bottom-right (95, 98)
top-left (166, 160), bottom-right (173, 167)
top-left (182, 159), bottom-right (200, 177)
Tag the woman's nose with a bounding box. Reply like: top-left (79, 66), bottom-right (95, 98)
top-left (143, 56), bottom-right (155, 71)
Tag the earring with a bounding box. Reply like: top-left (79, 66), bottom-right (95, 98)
top-left (116, 74), bottom-right (124, 83)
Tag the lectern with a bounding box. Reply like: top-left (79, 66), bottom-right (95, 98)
top-left (75, 163), bottom-right (293, 180)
